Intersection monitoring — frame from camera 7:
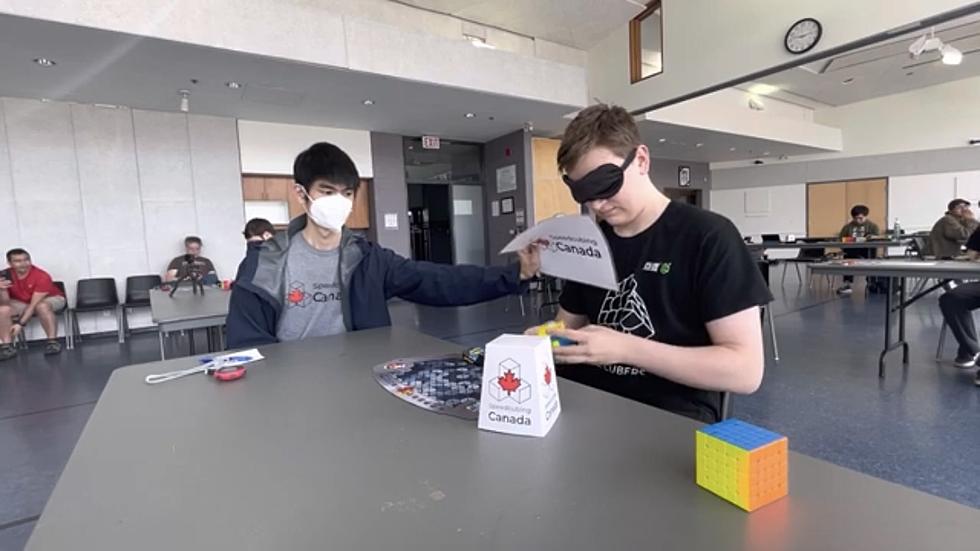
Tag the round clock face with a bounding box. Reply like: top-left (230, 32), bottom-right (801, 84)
top-left (785, 18), bottom-right (822, 54)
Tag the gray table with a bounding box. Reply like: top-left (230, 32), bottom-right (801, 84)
top-left (26, 327), bottom-right (979, 550)
top-left (149, 288), bottom-right (231, 359)
top-left (747, 239), bottom-right (907, 252)
top-left (811, 259), bottom-right (980, 376)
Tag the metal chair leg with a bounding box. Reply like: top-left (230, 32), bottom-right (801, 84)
top-left (795, 263), bottom-right (803, 285)
top-left (117, 306), bottom-right (125, 344)
top-left (780, 263), bottom-right (788, 287)
top-left (64, 308), bottom-right (73, 350)
top-left (766, 304), bottom-right (779, 361)
top-left (936, 320), bottom-right (948, 360)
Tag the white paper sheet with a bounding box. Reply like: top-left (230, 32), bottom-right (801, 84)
top-left (501, 215), bottom-right (617, 290)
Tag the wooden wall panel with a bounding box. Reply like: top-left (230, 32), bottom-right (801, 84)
top-left (807, 182), bottom-right (846, 238)
top-left (531, 137), bottom-right (579, 223)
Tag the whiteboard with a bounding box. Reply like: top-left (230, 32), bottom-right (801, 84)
top-left (889, 173), bottom-right (956, 232)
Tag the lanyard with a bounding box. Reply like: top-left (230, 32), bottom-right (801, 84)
top-left (145, 351), bottom-right (262, 385)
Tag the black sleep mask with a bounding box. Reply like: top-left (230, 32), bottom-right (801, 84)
top-left (561, 148), bottom-right (637, 203)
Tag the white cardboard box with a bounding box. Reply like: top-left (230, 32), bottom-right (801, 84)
top-left (478, 335), bottom-right (561, 438)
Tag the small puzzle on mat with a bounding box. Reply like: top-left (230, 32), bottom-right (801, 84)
top-left (373, 350), bottom-right (484, 420)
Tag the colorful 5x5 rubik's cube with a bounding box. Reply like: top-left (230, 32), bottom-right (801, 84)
top-left (696, 419), bottom-right (788, 511)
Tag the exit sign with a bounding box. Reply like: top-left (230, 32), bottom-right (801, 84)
top-left (421, 135), bottom-right (441, 149)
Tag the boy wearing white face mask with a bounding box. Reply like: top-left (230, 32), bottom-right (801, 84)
top-left (227, 142), bottom-right (540, 347)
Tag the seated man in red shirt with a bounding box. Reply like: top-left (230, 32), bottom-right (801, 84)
top-left (0, 248), bottom-right (67, 360)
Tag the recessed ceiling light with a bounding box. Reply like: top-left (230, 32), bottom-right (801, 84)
top-left (33, 58), bottom-right (55, 67)
top-left (226, 81), bottom-right (242, 89)
top-left (729, 147), bottom-right (737, 152)
top-left (658, 138), bottom-right (667, 143)
top-left (763, 151), bottom-right (771, 156)
top-left (747, 83), bottom-right (779, 96)
top-left (842, 77), bottom-right (855, 85)
top-left (695, 143), bottom-right (704, 148)
top-left (465, 112), bottom-right (476, 118)
top-left (362, 99), bottom-right (375, 106)
top-left (464, 34), bottom-right (496, 50)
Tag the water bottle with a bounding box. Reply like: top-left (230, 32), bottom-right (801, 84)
top-left (893, 218), bottom-right (902, 239)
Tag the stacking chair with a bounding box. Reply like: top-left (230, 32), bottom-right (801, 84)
top-left (781, 247), bottom-right (827, 288)
top-left (122, 275), bottom-right (162, 336)
top-left (70, 278), bottom-right (123, 345)
top-left (14, 281), bottom-right (71, 350)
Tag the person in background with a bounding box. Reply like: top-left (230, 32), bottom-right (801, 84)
top-left (929, 199), bottom-right (974, 259)
top-left (529, 104), bottom-right (771, 423)
top-left (227, 142), bottom-right (540, 347)
top-left (164, 236), bottom-right (217, 284)
top-left (243, 218), bottom-right (275, 243)
top-left (836, 204), bottom-right (881, 296)
top-left (938, 225), bottom-right (980, 383)
top-left (0, 249), bottom-right (67, 359)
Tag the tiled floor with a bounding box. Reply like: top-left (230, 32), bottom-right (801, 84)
top-left (1, 276), bottom-right (978, 549)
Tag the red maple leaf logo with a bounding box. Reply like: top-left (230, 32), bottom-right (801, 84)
top-left (544, 365), bottom-right (552, 386)
top-left (498, 370), bottom-right (521, 394)
top-left (287, 289), bottom-right (305, 304)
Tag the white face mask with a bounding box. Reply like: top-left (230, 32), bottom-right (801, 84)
top-left (302, 189), bottom-right (353, 231)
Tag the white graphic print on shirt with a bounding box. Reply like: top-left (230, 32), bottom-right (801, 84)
top-left (596, 274), bottom-right (655, 376)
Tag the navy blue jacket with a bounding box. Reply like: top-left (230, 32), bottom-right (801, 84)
top-left (226, 217), bottom-right (523, 348)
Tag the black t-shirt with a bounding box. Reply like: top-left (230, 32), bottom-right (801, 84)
top-left (558, 202), bottom-right (773, 422)
top-left (966, 226), bottom-right (980, 253)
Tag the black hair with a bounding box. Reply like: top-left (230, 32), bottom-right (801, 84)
top-left (948, 198), bottom-right (970, 211)
top-left (293, 142), bottom-right (360, 193)
top-left (850, 205), bottom-right (869, 217)
top-left (5, 248), bottom-right (29, 262)
top-left (184, 236), bottom-right (202, 247)
top-left (243, 218), bottom-right (275, 239)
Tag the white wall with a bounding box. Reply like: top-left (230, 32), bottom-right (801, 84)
top-left (237, 120), bottom-right (373, 177)
top-left (813, 75), bottom-right (980, 159)
top-left (0, 97), bottom-right (244, 339)
top-left (645, 89), bottom-right (842, 152)
top-left (710, 184), bottom-right (806, 259)
top-left (890, 171), bottom-right (980, 232)
top-left (588, 0), bottom-right (974, 112)
top-left (0, 0), bottom-right (587, 108)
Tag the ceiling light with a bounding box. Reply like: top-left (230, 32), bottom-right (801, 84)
top-left (748, 96), bottom-right (766, 111)
top-left (695, 143), bottom-right (703, 148)
top-left (225, 81), bottom-right (242, 89)
top-left (464, 34), bottom-right (496, 50)
top-left (362, 99), bottom-right (375, 106)
top-left (465, 112), bottom-right (476, 118)
top-left (747, 83), bottom-right (779, 96)
top-left (909, 28), bottom-right (944, 58)
top-left (842, 77), bottom-right (855, 85)
top-left (941, 44), bottom-right (963, 65)
top-left (33, 57), bottom-right (55, 67)
top-left (729, 147), bottom-right (737, 152)
top-left (763, 151), bottom-right (771, 156)
top-left (178, 89), bottom-right (190, 113)
top-left (658, 138), bottom-right (667, 143)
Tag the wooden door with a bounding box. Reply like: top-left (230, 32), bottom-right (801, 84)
top-left (532, 137), bottom-right (579, 223)
top-left (808, 178), bottom-right (888, 238)
top-left (845, 178), bottom-right (887, 234)
top-left (347, 179), bottom-right (372, 229)
top-left (807, 182), bottom-right (847, 238)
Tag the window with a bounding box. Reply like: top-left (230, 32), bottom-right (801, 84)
top-left (629, 1), bottom-right (663, 83)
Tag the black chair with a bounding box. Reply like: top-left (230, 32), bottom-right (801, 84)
top-left (757, 261), bottom-right (780, 362)
top-left (122, 275), bottom-right (162, 336)
top-left (780, 247), bottom-right (827, 287)
top-left (14, 281), bottom-right (71, 350)
top-left (70, 278), bottom-right (122, 346)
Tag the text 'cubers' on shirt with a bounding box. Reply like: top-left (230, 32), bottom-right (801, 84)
top-left (276, 237), bottom-right (346, 342)
top-left (558, 201), bottom-right (773, 422)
